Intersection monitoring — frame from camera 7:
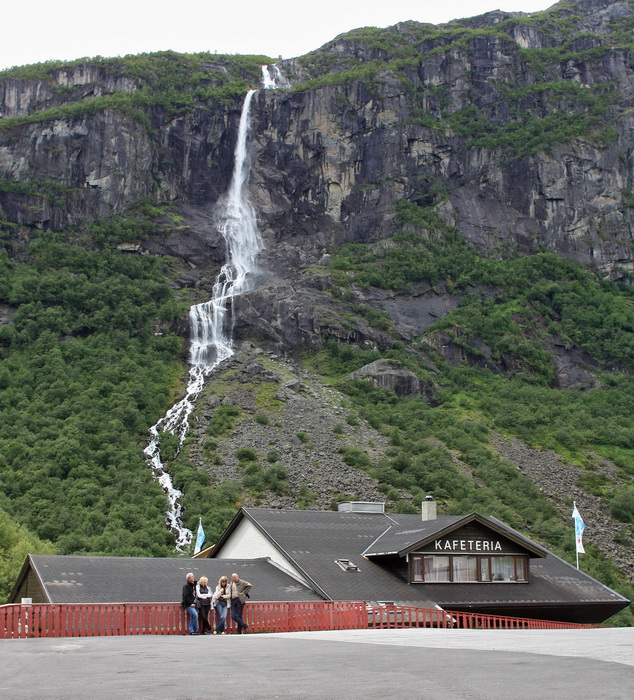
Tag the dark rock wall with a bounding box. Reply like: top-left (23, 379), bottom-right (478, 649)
top-left (1, 1), bottom-right (633, 357)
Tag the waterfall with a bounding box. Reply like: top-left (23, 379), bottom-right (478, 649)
top-left (261, 64), bottom-right (290, 90)
top-left (144, 89), bottom-right (262, 550)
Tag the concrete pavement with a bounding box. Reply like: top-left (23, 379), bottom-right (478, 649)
top-left (1, 627), bottom-right (632, 699)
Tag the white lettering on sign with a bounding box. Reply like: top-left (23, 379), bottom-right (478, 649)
top-left (433, 539), bottom-right (503, 552)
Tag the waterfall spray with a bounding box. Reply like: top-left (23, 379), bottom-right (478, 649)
top-left (144, 89), bottom-right (263, 550)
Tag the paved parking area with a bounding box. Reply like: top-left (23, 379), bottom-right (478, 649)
top-left (1, 627), bottom-right (632, 699)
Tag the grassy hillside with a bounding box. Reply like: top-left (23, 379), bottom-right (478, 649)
top-left (2, 201), bottom-right (631, 622)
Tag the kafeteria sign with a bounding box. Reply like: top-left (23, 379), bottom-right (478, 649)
top-left (434, 539), bottom-right (503, 552)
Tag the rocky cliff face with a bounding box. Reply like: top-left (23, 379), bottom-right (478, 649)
top-left (1, 0), bottom-right (633, 363)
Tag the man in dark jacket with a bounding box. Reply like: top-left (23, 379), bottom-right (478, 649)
top-left (229, 572), bottom-right (252, 634)
top-left (181, 572), bottom-right (199, 635)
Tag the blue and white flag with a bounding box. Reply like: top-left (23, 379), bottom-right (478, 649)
top-left (572, 503), bottom-right (585, 554)
top-left (193, 518), bottom-right (205, 555)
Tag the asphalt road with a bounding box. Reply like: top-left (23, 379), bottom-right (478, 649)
top-left (1, 627), bottom-right (632, 699)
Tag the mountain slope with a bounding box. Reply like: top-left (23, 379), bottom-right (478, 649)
top-left (0, 0), bottom-right (632, 620)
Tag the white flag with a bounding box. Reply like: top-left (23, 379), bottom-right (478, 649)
top-left (572, 503), bottom-right (585, 554)
top-left (194, 519), bottom-right (205, 555)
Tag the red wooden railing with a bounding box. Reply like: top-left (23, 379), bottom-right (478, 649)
top-left (0, 601), bottom-right (593, 639)
top-left (366, 605), bottom-right (595, 630)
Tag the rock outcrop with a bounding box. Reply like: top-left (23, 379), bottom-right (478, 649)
top-left (345, 359), bottom-right (437, 399)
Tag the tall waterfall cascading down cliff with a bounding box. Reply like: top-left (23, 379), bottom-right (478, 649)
top-left (144, 88), bottom-right (263, 550)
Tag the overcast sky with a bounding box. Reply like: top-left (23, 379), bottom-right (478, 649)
top-left (1, 1), bottom-right (555, 71)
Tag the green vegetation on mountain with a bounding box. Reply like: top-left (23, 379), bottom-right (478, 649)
top-left (0, 220), bottom-right (188, 585)
top-left (0, 507), bottom-right (55, 600)
top-left (0, 51), bottom-right (272, 132)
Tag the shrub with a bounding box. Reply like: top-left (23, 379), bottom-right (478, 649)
top-left (236, 447), bottom-right (258, 462)
top-left (255, 413), bottom-right (270, 425)
top-left (610, 487), bottom-right (634, 523)
top-left (207, 405), bottom-right (241, 437)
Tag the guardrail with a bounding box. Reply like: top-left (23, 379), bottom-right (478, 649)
top-left (0, 601), bottom-right (593, 639)
top-left (366, 605), bottom-right (595, 630)
top-left (0, 601), bottom-right (367, 638)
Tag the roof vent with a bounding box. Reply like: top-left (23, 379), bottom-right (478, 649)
top-left (338, 502), bottom-right (385, 513)
top-left (421, 495), bottom-right (437, 521)
top-left (335, 559), bottom-right (360, 571)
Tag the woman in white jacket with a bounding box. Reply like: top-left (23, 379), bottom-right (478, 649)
top-left (196, 577), bottom-right (213, 635)
top-left (212, 575), bottom-right (230, 634)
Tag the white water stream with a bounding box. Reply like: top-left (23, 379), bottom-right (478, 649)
top-left (144, 88), bottom-right (262, 550)
top-left (261, 64), bottom-right (290, 90)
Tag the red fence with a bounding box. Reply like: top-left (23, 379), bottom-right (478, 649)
top-left (367, 605), bottom-right (595, 630)
top-left (0, 601), bottom-right (592, 639)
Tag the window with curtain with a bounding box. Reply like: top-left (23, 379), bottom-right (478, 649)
top-left (491, 556), bottom-right (516, 582)
top-left (410, 555), bottom-right (528, 583)
top-left (453, 556), bottom-right (478, 582)
top-left (423, 555), bottom-right (450, 582)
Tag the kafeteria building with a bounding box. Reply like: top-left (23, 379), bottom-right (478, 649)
top-left (205, 502), bottom-right (629, 624)
top-left (10, 502), bottom-right (629, 624)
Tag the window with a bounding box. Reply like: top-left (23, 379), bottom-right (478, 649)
top-left (410, 555), bottom-right (528, 583)
top-left (453, 556), bottom-right (478, 582)
top-left (481, 557), bottom-right (491, 582)
top-left (424, 555), bottom-right (450, 582)
top-left (491, 556), bottom-right (515, 582)
top-left (413, 556), bottom-right (423, 582)
top-left (515, 557), bottom-right (527, 582)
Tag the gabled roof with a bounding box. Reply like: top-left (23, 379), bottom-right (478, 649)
top-left (10, 555), bottom-right (321, 604)
top-left (362, 513), bottom-right (548, 558)
top-left (211, 508), bottom-right (439, 607)
top-left (209, 508), bottom-right (629, 622)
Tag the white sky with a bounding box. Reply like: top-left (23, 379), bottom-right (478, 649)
top-left (1, 1), bottom-right (555, 71)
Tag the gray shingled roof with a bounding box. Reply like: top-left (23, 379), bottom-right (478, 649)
top-left (24, 555), bottom-right (321, 604)
top-left (362, 515), bottom-right (466, 555)
top-left (224, 509), bottom-right (629, 618)
top-left (232, 509), bottom-right (439, 607)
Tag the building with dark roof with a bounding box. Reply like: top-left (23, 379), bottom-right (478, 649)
top-left (9, 556), bottom-right (321, 604)
top-left (207, 502), bottom-right (629, 624)
top-left (10, 502), bottom-right (629, 624)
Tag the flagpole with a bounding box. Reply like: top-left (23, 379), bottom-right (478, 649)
top-left (572, 501), bottom-right (585, 570)
top-left (574, 501), bottom-right (579, 569)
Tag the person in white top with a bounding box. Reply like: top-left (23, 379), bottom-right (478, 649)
top-left (195, 576), bottom-right (213, 635)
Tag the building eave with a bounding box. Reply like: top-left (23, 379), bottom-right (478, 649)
top-left (8, 553), bottom-right (50, 603)
top-left (396, 513), bottom-right (548, 558)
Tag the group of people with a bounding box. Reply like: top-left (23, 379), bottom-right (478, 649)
top-left (181, 572), bottom-right (252, 636)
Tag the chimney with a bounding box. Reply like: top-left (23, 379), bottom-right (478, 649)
top-left (421, 495), bottom-right (437, 521)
